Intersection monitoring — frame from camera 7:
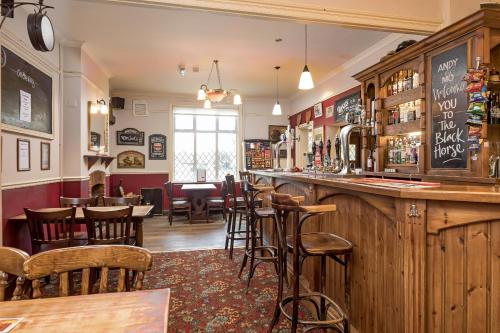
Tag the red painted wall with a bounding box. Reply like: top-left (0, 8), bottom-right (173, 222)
top-left (62, 179), bottom-right (89, 198)
top-left (2, 181), bottom-right (61, 253)
top-left (109, 173), bottom-right (170, 209)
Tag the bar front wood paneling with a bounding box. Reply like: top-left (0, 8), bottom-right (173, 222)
top-left (252, 171), bottom-right (500, 333)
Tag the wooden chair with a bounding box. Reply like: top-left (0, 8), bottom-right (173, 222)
top-left (0, 247), bottom-right (29, 301)
top-left (103, 196), bottom-right (141, 206)
top-left (24, 207), bottom-right (78, 254)
top-left (206, 181), bottom-right (227, 221)
top-left (60, 197), bottom-right (97, 208)
top-left (224, 174), bottom-right (249, 259)
top-left (23, 245), bottom-right (152, 298)
top-left (83, 206), bottom-right (134, 245)
top-left (165, 182), bottom-right (191, 225)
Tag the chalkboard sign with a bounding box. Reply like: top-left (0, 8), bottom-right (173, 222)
top-left (334, 91), bottom-right (360, 123)
top-left (1, 46), bottom-right (52, 135)
top-left (116, 128), bottom-right (145, 145)
top-left (430, 43), bottom-right (468, 169)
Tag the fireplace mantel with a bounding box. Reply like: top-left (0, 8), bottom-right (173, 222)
top-left (83, 155), bottom-right (115, 170)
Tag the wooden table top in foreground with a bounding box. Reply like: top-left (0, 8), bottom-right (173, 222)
top-left (0, 288), bottom-right (170, 333)
top-left (8, 205), bottom-right (154, 222)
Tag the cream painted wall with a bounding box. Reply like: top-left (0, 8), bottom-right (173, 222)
top-left (441, 0), bottom-right (488, 26)
top-left (1, 11), bottom-right (62, 189)
top-left (62, 45), bottom-right (110, 180)
top-left (109, 92), bottom-right (289, 174)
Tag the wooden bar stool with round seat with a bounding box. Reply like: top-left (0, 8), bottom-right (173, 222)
top-left (238, 181), bottom-right (279, 292)
top-left (268, 193), bottom-right (353, 333)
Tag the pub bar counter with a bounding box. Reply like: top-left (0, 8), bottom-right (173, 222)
top-left (252, 8), bottom-right (500, 333)
top-left (252, 171), bottom-right (499, 333)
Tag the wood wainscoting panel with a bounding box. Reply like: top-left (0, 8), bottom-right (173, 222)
top-left (426, 219), bottom-right (500, 333)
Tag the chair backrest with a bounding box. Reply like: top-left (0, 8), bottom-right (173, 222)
top-left (60, 197), bottom-right (96, 208)
top-left (103, 196), bottom-right (141, 207)
top-left (165, 182), bottom-right (174, 211)
top-left (220, 180), bottom-right (228, 199)
top-left (23, 245), bottom-right (152, 298)
top-left (24, 207), bottom-right (77, 254)
top-left (83, 206), bottom-right (133, 245)
top-left (225, 175), bottom-right (238, 210)
top-left (239, 170), bottom-right (251, 182)
top-left (0, 247), bottom-right (29, 301)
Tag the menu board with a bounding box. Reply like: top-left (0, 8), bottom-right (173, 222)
top-left (244, 140), bottom-right (272, 170)
top-left (430, 43), bottom-right (468, 169)
top-left (334, 91), bottom-right (360, 123)
top-left (1, 46), bottom-right (52, 135)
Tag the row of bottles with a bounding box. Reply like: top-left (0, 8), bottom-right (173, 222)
top-left (386, 135), bottom-right (421, 165)
top-left (388, 100), bottom-right (422, 125)
top-left (387, 69), bottom-right (419, 96)
top-left (487, 91), bottom-right (500, 124)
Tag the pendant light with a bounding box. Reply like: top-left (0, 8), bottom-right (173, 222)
top-left (203, 99), bottom-right (212, 109)
top-left (272, 66), bottom-right (282, 116)
top-left (298, 24), bottom-right (314, 90)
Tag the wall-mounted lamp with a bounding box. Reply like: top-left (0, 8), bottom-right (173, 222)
top-left (90, 99), bottom-right (108, 114)
top-left (1, 0), bottom-right (55, 52)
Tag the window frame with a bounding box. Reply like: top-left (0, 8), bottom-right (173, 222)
top-left (172, 107), bottom-right (240, 182)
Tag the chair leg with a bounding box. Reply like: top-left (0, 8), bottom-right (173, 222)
top-left (225, 212), bottom-right (233, 250)
top-left (168, 210), bottom-right (173, 226)
top-left (245, 215), bottom-right (257, 293)
top-left (320, 255), bottom-right (327, 321)
top-left (188, 205), bottom-right (192, 224)
top-left (238, 210), bottom-right (243, 231)
top-left (229, 211), bottom-right (237, 260)
top-left (238, 212), bottom-right (251, 279)
top-left (222, 207), bottom-right (227, 222)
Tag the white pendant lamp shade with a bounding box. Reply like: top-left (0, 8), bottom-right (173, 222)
top-left (203, 99), bottom-right (212, 109)
top-left (90, 102), bottom-right (98, 114)
top-left (299, 25), bottom-right (314, 90)
top-left (272, 65), bottom-right (282, 116)
top-left (233, 94), bottom-right (242, 105)
top-left (272, 102), bottom-right (282, 116)
top-left (299, 65), bottom-right (314, 90)
top-left (197, 88), bottom-right (206, 101)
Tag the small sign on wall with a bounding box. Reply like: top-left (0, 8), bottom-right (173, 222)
top-left (17, 138), bottom-right (30, 171)
top-left (117, 150), bottom-right (145, 168)
top-left (116, 128), bottom-right (145, 146)
top-left (149, 134), bottom-right (166, 160)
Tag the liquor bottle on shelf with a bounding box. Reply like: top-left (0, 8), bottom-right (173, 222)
top-left (393, 106), bottom-right (400, 124)
top-left (388, 109), bottom-right (394, 125)
top-left (490, 91), bottom-right (500, 124)
top-left (367, 149), bottom-right (374, 172)
top-left (397, 70), bottom-right (404, 93)
top-left (387, 78), bottom-right (393, 96)
top-left (404, 70), bottom-right (411, 91)
top-left (392, 73), bottom-right (398, 95)
top-left (388, 137), bottom-right (394, 164)
top-left (415, 99), bottom-right (421, 119)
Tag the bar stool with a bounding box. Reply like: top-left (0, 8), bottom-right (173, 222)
top-left (238, 181), bottom-right (278, 292)
top-left (268, 193), bottom-right (353, 333)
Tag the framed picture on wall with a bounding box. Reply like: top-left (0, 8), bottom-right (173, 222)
top-left (117, 150), bottom-right (145, 169)
top-left (149, 134), bottom-right (167, 160)
top-left (268, 125), bottom-right (287, 143)
top-left (325, 105), bottom-right (334, 118)
top-left (17, 138), bottom-right (30, 171)
top-left (313, 102), bottom-right (323, 118)
top-left (41, 142), bottom-right (50, 170)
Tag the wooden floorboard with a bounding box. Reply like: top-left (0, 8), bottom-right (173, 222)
top-left (142, 215), bottom-right (246, 252)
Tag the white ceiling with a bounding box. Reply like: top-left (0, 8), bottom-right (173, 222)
top-left (47, 0), bottom-right (391, 98)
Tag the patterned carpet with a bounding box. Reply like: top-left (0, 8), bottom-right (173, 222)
top-left (144, 249), bottom-right (304, 332)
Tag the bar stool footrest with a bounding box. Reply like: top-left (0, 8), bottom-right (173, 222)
top-left (279, 292), bottom-right (346, 329)
top-left (244, 245), bottom-right (278, 261)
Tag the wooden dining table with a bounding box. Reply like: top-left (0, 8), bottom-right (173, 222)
top-left (0, 288), bottom-right (170, 333)
top-left (181, 183), bottom-right (217, 222)
top-left (8, 205), bottom-right (153, 247)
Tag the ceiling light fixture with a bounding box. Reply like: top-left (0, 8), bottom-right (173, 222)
top-left (298, 24), bottom-right (314, 90)
top-left (1, 0), bottom-right (55, 52)
top-left (272, 66), bottom-right (282, 116)
top-left (197, 60), bottom-right (242, 106)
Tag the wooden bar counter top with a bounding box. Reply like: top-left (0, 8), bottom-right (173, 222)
top-left (251, 170), bottom-right (499, 333)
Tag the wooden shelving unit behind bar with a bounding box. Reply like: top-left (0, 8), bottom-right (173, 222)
top-left (354, 8), bottom-right (500, 183)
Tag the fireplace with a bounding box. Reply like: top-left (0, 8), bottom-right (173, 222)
top-left (89, 171), bottom-right (106, 198)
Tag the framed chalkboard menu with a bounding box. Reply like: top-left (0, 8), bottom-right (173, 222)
top-left (1, 46), bottom-right (53, 136)
top-left (334, 91), bottom-right (360, 123)
top-left (430, 43), bottom-right (468, 169)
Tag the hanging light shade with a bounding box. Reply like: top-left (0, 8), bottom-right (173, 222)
top-left (100, 103), bottom-right (109, 114)
top-left (203, 99), bottom-right (212, 109)
top-left (272, 102), bottom-right (282, 116)
top-left (90, 102), bottom-right (98, 114)
top-left (197, 86), bottom-right (207, 100)
top-left (272, 66), bottom-right (282, 116)
top-left (298, 25), bottom-right (314, 90)
top-left (233, 94), bottom-right (242, 105)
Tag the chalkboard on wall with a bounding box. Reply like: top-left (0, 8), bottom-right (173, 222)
top-left (1, 46), bottom-right (53, 135)
top-left (430, 43), bottom-right (468, 169)
top-left (334, 91), bottom-right (360, 123)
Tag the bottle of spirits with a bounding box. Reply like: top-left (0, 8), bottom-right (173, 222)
top-left (412, 71), bottom-right (419, 89)
top-left (387, 78), bottom-right (393, 96)
top-left (388, 109), bottom-right (394, 125)
top-left (397, 70), bottom-right (404, 93)
top-left (367, 150), bottom-right (374, 172)
top-left (392, 73), bottom-right (398, 95)
top-left (415, 99), bottom-right (421, 119)
top-left (393, 106), bottom-right (400, 124)
top-left (388, 138), bottom-right (394, 164)
top-left (404, 70), bottom-right (410, 91)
